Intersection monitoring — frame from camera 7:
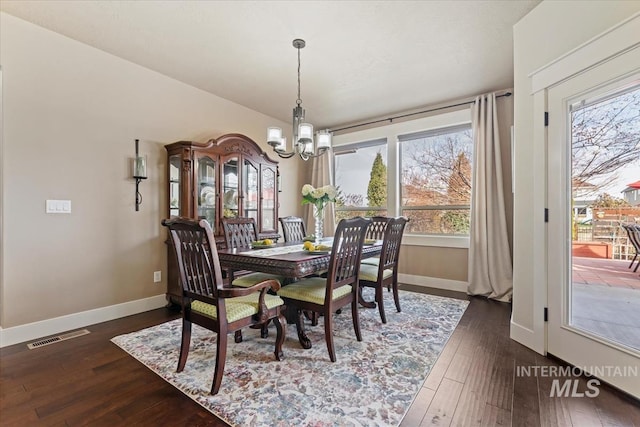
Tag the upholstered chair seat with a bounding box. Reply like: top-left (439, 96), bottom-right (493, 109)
top-left (277, 277), bottom-right (352, 305)
top-left (191, 294), bottom-right (285, 322)
top-left (232, 272), bottom-right (286, 288)
top-left (360, 257), bottom-right (380, 267)
top-left (359, 264), bottom-right (393, 282)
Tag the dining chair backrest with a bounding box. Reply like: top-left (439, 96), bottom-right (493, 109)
top-left (221, 217), bottom-right (258, 250)
top-left (366, 216), bottom-right (391, 240)
top-left (279, 216), bottom-right (307, 242)
top-left (326, 217), bottom-right (371, 294)
top-left (379, 216), bottom-right (409, 271)
top-left (162, 217), bottom-right (224, 302)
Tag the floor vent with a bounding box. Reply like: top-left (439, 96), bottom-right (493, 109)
top-left (27, 329), bottom-right (90, 349)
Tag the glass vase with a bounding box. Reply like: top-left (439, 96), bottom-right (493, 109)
top-left (314, 205), bottom-right (324, 244)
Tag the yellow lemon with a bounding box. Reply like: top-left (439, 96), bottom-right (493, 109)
top-left (263, 239), bottom-right (273, 245)
top-left (303, 241), bottom-right (314, 251)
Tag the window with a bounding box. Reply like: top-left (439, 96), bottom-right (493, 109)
top-left (334, 139), bottom-right (388, 221)
top-left (399, 124), bottom-right (473, 235)
top-left (332, 108), bottom-right (472, 247)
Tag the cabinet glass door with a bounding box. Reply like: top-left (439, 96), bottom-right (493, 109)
top-left (243, 159), bottom-right (259, 224)
top-left (223, 156), bottom-right (239, 219)
top-left (197, 155), bottom-right (216, 230)
top-left (261, 166), bottom-right (276, 231)
top-left (169, 155), bottom-right (181, 217)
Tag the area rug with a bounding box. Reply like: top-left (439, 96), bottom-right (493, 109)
top-left (111, 289), bottom-right (468, 427)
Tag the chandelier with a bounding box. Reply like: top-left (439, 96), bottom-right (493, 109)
top-left (267, 39), bottom-right (331, 161)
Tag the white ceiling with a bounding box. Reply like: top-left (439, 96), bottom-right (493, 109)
top-left (0, 0), bottom-right (540, 130)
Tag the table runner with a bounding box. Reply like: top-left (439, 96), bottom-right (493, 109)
top-left (239, 245), bottom-right (308, 257)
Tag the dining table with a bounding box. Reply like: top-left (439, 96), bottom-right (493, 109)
top-left (217, 238), bottom-right (382, 282)
top-left (217, 238), bottom-right (383, 348)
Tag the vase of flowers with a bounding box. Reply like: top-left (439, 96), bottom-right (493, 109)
top-left (301, 184), bottom-right (337, 244)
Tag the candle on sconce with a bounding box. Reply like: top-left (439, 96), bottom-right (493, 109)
top-left (133, 156), bottom-right (147, 179)
top-left (267, 127), bottom-right (283, 144)
top-left (298, 123), bottom-right (313, 143)
top-left (276, 136), bottom-right (287, 152)
top-left (316, 130), bottom-right (331, 150)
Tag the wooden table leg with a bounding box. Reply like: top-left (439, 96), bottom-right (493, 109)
top-left (358, 286), bottom-right (376, 308)
top-left (295, 309), bottom-right (312, 349)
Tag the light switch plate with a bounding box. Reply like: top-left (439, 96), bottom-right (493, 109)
top-left (46, 199), bottom-right (71, 214)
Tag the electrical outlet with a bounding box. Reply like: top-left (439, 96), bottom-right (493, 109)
top-left (153, 271), bottom-right (161, 283)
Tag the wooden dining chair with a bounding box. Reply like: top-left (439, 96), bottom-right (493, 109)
top-left (279, 216), bottom-right (307, 242)
top-left (220, 217), bottom-right (286, 288)
top-left (279, 215), bottom-right (322, 324)
top-left (277, 217), bottom-right (371, 362)
top-left (162, 217), bottom-right (286, 395)
top-left (360, 216), bottom-right (391, 267)
top-left (221, 217), bottom-right (286, 342)
top-left (359, 216), bottom-right (408, 323)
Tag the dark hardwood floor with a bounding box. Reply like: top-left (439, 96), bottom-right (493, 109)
top-left (1, 285), bottom-right (638, 426)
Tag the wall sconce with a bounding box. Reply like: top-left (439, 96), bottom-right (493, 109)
top-left (132, 139), bottom-right (147, 211)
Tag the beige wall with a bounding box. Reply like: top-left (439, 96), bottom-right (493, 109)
top-left (399, 246), bottom-right (468, 282)
top-left (512, 1), bottom-right (640, 351)
top-left (0, 12), bottom-right (305, 329)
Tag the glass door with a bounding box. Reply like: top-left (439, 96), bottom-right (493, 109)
top-left (169, 154), bottom-right (181, 217)
top-left (222, 156), bottom-right (239, 220)
top-left (547, 48), bottom-right (640, 397)
top-left (261, 166), bottom-right (277, 232)
top-left (196, 154), bottom-right (216, 231)
top-left (243, 159), bottom-right (259, 224)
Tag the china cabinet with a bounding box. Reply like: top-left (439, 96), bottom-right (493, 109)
top-left (165, 133), bottom-right (280, 303)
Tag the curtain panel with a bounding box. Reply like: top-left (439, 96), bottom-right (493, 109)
top-left (468, 93), bottom-right (513, 302)
top-left (305, 148), bottom-right (336, 236)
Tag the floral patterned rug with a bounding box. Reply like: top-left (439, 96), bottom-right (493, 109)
top-left (111, 289), bottom-right (468, 427)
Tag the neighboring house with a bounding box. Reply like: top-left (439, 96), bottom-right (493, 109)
top-left (622, 180), bottom-right (640, 206)
top-left (572, 178), bottom-right (598, 221)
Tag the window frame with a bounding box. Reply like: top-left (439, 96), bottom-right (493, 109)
top-left (332, 108), bottom-right (472, 248)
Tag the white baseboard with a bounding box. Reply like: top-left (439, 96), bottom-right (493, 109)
top-left (0, 294), bottom-right (168, 348)
top-left (398, 273), bottom-right (468, 293)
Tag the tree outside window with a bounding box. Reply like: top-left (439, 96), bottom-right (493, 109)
top-left (400, 126), bottom-right (473, 234)
top-left (335, 142), bottom-right (388, 221)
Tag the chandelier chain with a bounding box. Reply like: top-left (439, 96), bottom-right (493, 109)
top-left (296, 46), bottom-right (302, 106)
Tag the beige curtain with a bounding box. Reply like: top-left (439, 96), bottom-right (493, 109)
top-left (468, 93), bottom-right (513, 302)
top-left (305, 148), bottom-right (336, 236)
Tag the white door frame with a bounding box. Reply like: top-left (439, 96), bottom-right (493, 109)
top-left (547, 58), bottom-right (640, 397)
top-left (536, 14), bottom-right (640, 398)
